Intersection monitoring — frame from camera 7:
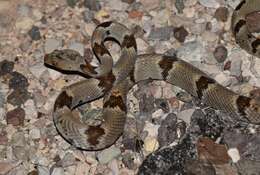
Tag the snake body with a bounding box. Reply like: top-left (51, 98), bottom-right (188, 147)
top-left (44, 0), bottom-right (260, 150)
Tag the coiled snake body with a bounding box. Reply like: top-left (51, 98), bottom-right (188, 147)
top-left (44, 0), bottom-right (260, 150)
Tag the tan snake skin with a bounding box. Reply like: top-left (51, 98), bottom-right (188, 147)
top-left (44, 0), bottom-right (260, 150)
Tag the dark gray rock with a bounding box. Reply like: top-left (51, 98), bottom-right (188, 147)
top-left (158, 113), bottom-right (184, 147)
top-left (175, 0), bottom-right (184, 14)
top-left (154, 99), bottom-right (169, 113)
top-left (235, 160), bottom-right (260, 175)
top-left (28, 25), bottom-right (41, 41)
top-left (84, 0), bottom-right (101, 11)
top-left (0, 60), bottom-right (14, 76)
top-left (174, 26), bottom-right (188, 43)
top-left (83, 9), bottom-right (94, 23)
top-left (66, 0), bottom-right (79, 8)
top-left (9, 72), bottom-right (29, 90)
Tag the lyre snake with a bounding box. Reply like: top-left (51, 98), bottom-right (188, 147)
top-left (44, 0), bottom-right (260, 150)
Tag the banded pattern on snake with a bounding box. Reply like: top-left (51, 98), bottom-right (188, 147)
top-left (44, 0), bottom-right (260, 150)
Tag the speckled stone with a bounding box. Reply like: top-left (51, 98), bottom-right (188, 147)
top-left (138, 137), bottom-right (196, 175)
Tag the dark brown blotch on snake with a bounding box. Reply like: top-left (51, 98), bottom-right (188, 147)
top-left (158, 55), bottom-right (178, 79)
top-left (54, 91), bottom-right (73, 110)
top-left (85, 125), bottom-right (105, 146)
top-left (196, 76), bottom-right (216, 99)
top-left (236, 96), bottom-right (251, 115)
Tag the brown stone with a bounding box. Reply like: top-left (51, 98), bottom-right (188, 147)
top-left (6, 107), bottom-right (25, 126)
top-left (214, 7), bottom-right (229, 22)
top-left (128, 10), bottom-right (143, 20)
top-left (214, 45), bottom-right (228, 63)
top-left (197, 137), bottom-right (231, 164)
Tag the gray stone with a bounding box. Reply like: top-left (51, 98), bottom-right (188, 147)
top-left (11, 132), bottom-right (26, 147)
top-left (97, 146), bottom-right (121, 164)
top-left (9, 72), bottom-right (29, 90)
top-left (107, 0), bottom-right (129, 11)
top-left (51, 167), bottom-right (64, 175)
top-left (83, 9), bottom-right (94, 23)
top-left (28, 25), bottom-right (41, 41)
top-left (177, 41), bottom-right (206, 63)
top-left (230, 57), bottom-right (242, 77)
top-left (148, 26), bottom-right (174, 41)
top-left (68, 42), bottom-right (84, 56)
top-left (38, 166), bottom-right (50, 175)
top-left (17, 4), bottom-right (31, 17)
top-left (226, 0), bottom-right (241, 9)
top-left (236, 160), bottom-right (260, 175)
top-left (84, 0), bottom-right (101, 11)
top-left (44, 38), bottom-right (63, 53)
top-left (198, 0), bottom-right (220, 8)
top-left (177, 109), bottom-right (195, 124)
top-left (175, 0), bottom-right (184, 13)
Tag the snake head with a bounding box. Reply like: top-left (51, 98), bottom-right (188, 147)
top-left (44, 49), bottom-right (85, 73)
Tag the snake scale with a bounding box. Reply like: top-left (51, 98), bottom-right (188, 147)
top-left (44, 0), bottom-right (260, 150)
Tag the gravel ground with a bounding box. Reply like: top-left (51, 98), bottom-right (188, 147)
top-left (1, 0), bottom-right (260, 174)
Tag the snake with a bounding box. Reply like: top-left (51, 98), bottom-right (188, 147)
top-left (44, 0), bottom-right (260, 151)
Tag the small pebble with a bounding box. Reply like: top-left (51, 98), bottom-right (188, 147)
top-left (28, 25), bottom-right (41, 41)
top-left (7, 88), bottom-right (31, 106)
top-left (29, 128), bottom-right (41, 139)
top-left (0, 132), bottom-right (8, 145)
top-left (245, 11), bottom-right (260, 33)
top-left (122, 0), bottom-right (135, 4)
top-left (97, 146), bottom-right (121, 164)
top-left (227, 148), bottom-right (240, 163)
top-left (140, 0), bottom-right (160, 11)
top-left (17, 4), bottom-right (31, 17)
top-left (174, 26), bottom-right (188, 43)
top-left (144, 137), bottom-right (159, 152)
top-left (0, 60), bottom-right (14, 76)
top-left (198, 0), bottom-right (220, 8)
top-left (44, 38), bottom-right (63, 53)
top-left (51, 167), bottom-right (64, 175)
top-left (68, 42), bottom-right (84, 56)
top-left (148, 26), bottom-right (174, 41)
top-left (66, 0), bottom-right (79, 8)
top-left (37, 166), bottom-right (50, 175)
top-left (177, 109), bottom-right (195, 124)
top-left (6, 107), bottom-right (25, 126)
top-left (214, 7), bottom-right (229, 22)
top-left (213, 45), bottom-right (228, 63)
top-left (175, 0), bottom-right (185, 14)
top-left (15, 17), bottom-right (34, 31)
top-left (84, 0), bottom-right (101, 11)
